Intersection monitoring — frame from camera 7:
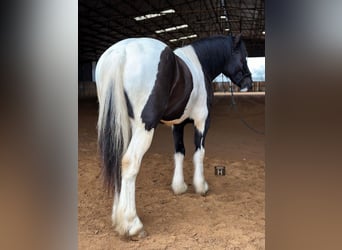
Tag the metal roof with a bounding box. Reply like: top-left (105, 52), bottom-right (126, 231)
top-left (79, 0), bottom-right (265, 63)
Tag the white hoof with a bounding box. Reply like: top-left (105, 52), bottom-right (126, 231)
top-left (194, 180), bottom-right (209, 195)
top-left (112, 213), bottom-right (144, 237)
top-left (171, 181), bottom-right (188, 195)
top-left (126, 216), bottom-right (144, 237)
top-left (129, 229), bottom-right (148, 241)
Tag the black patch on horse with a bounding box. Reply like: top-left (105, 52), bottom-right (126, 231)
top-left (172, 119), bottom-right (193, 155)
top-left (141, 47), bottom-right (193, 130)
top-left (124, 91), bottom-right (134, 118)
top-left (161, 54), bottom-right (193, 121)
top-left (191, 35), bottom-right (231, 82)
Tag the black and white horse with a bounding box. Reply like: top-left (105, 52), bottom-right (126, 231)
top-left (95, 35), bottom-right (252, 237)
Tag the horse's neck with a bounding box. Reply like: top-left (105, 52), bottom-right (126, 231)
top-left (191, 44), bottom-right (229, 82)
top-left (175, 45), bottom-right (224, 84)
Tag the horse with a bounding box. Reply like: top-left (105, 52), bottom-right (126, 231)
top-left (95, 34), bottom-right (252, 237)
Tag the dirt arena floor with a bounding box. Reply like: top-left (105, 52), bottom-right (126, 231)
top-left (78, 94), bottom-right (265, 249)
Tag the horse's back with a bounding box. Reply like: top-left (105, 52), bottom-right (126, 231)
top-left (121, 38), bottom-right (169, 93)
top-left (96, 37), bottom-right (167, 71)
top-left (96, 38), bottom-right (175, 123)
top-left (95, 38), bottom-right (168, 88)
top-left (96, 37), bottom-right (168, 92)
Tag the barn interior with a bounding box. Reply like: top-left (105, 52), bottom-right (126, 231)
top-left (78, 1), bottom-right (265, 248)
top-left (79, 0), bottom-right (264, 61)
top-left (79, 0), bottom-right (265, 93)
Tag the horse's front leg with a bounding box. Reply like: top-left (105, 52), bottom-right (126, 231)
top-left (193, 118), bottom-right (210, 195)
top-left (171, 122), bottom-right (188, 194)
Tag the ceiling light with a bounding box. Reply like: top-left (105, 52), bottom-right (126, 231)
top-left (225, 28), bottom-right (230, 31)
top-left (220, 15), bottom-right (227, 19)
top-left (262, 31), bottom-right (265, 35)
top-left (178, 34), bottom-right (197, 40)
top-left (134, 9), bottom-right (175, 21)
top-left (155, 24), bottom-right (188, 34)
top-left (169, 34), bottom-right (197, 42)
top-left (160, 9), bottom-right (175, 14)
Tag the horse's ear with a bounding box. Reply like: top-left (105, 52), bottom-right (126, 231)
top-left (233, 34), bottom-right (242, 48)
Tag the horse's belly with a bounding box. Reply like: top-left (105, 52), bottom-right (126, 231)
top-left (160, 100), bottom-right (192, 126)
top-left (160, 104), bottom-right (193, 125)
top-left (160, 116), bottom-right (187, 126)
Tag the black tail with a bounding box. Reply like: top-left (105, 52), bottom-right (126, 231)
top-left (96, 49), bottom-right (131, 194)
top-left (98, 95), bottom-right (124, 193)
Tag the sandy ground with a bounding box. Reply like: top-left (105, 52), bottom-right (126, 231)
top-left (78, 94), bottom-right (265, 249)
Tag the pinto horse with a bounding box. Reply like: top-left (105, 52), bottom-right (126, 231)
top-left (95, 34), bottom-right (252, 237)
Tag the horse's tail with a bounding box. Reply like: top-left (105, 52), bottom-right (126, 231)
top-left (95, 49), bottom-right (131, 194)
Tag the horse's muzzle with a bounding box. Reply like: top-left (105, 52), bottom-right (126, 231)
top-left (240, 77), bottom-right (253, 92)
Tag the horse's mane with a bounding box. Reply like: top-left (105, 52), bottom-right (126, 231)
top-left (190, 34), bottom-right (231, 48)
top-left (189, 35), bottom-right (234, 81)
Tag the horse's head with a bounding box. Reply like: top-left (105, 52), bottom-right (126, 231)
top-left (223, 34), bottom-right (253, 92)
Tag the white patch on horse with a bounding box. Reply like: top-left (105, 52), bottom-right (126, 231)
top-left (160, 46), bottom-right (209, 125)
top-left (240, 87), bottom-right (248, 92)
top-left (122, 38), bottom-right (168, 124)
top-left (193, 147), bottom-right (209, 195)
top-left (171, 153), bottom-right (188, 194)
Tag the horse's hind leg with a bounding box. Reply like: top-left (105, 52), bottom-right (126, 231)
top-left (171, 122), bottom-right (188, 194)
top-left (193, 119), bottom-right (209, 195)
top-left (112, 126), bottom-right (154, 237)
